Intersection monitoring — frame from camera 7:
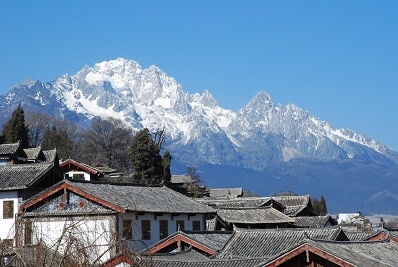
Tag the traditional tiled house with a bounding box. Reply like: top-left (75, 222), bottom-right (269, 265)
top-left (16, 179), bottom-right (216, 264)
top-left (272, 195), bottom-right (317, 216)
top-left (0, 162), bottom-right (63, 245)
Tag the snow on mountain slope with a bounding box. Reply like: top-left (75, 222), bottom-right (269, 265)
top-left (1, 58), bottom-right (397, 169)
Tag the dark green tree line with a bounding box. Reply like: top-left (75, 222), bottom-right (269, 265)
top-left (1, 104), bottom-right (29, 148)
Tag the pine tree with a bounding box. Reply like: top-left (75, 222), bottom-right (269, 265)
top-left (162, 150), bottom-right (172, 186)
top-left (130, 128), bottom-right (164, 185)
top-left (1, 104), bottom-right (29, 148)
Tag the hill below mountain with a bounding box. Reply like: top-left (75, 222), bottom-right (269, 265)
top-left (1, 58), bottom-right (397, 214)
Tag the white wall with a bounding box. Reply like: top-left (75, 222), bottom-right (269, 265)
top-left (0, 191), bottom-right (19, 241)
top-left (119, 212), bottom-right (206, 249)
top-left (21, 216), bottom-right (115, 264)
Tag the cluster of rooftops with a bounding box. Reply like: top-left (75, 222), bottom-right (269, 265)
top-left (0, 141), bottom-right (397, 266)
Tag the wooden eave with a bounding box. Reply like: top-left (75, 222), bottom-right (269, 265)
top-left (60, 159), bottom-right (98, 175)
top-left (265, 243), bottom-right (355, 267)
top-left (20, 182), bottom-right (125, 213)
top-left (102, 254), bottom-right (134, 267)
top-left (147, 233), bottom-right (215, 255)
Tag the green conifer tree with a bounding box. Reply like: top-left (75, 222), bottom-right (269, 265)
top-left (130, 128), bottom-right (164, 185)
top-left (1, 104), bottom-right (29, 148)
top-left (162, 150), bottom-right (172, 186)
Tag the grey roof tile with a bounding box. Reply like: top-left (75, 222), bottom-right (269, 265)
top-left (217, 207), bottom-right (294, 224)
top-left (294, 214), bottom-right (334, 228)
top-left (23, 147), bottom-right (41, 160)
top-left (272, 195), bottom-right (311, 207)
top-left (197, 197), bottom-right (272, 209)
top-left (0, 141), bottom-right (20, 155)
top-left (0, 162), bottom-right (55, 190)
top-left (216, 227), bottom-right (346, 259)
top-left (209, 188), bottom-right (243, 199)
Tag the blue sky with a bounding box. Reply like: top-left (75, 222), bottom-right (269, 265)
top-left (1, 1), bottom-right (397, 150)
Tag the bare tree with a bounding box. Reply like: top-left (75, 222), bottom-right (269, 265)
top-left (11, 213), bottom-right (152, 266)
top-left (80, 117), bottom-right (133, 174)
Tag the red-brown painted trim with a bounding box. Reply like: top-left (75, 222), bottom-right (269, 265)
top-left (102, 254), bottom-right (134, 267)
top-left (20, 182), bottom-right (125, 213)
top-left (60, 159), bottom-right (98, 174)
top-left (147, 233), bottom-right (215, 255)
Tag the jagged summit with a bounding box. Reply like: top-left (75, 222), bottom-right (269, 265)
top-left (0, 57), bottom-right (397, 169)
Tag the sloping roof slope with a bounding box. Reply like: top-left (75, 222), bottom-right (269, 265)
top-left (60, 159), bottom-right (101, 174)
top-left (294, 214), bottom-right (335, 228)
top-left (23, 147), bottom-right (42, 160)
top-left (209, 188), bottom-right (243, 199)
top-left (217, 207), bottom-right (294, 224)
top-left (42, 149), bottom-right (57, 162)
top-left (197, 197), bottom-right (273, 209)
top-left (272, 195), bottom-right (311, 207)
top-left (150, 257), bottom-right (264, 267)
top-left (0, 141), bottom-right (20, 155)
top-left (216, 227), bottom-right (347, 259)
top-left (0, 163), bottom-right (54, 190)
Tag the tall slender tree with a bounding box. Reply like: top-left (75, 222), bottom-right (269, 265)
top-left (162, 150), bottom-right (172, 186)
top-left (1, 104), bottom-right (29, 148)
top-left (130, 128), bottom-right (163, 185)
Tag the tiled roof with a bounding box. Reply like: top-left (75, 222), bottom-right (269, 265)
top-left (0, 141), bottom-right (20, 155)
top-left (25, 179), bottom-right (216, 214)
top-left (150, 257), bottom-right (264, 267)
top-left (216, 226), bottom-right (347, 259)
top-left (181, 231), bottom-right (233, 252)
top-left (209, 188), bottom-right (243, 199)
top-left (272, 195), bottom-right (311, 207)
top-left (43, 149), bottom-right (57, 162)
top-left (171, 175), bottom-right (194, 184)
top-left (197, 197), bottom-right (272, 209)
top-left (294, 214), bottom-right (334, 228)
top-left (217, 207), bottom-right (294, 224)
top-left (23, 147), bottom-right (41, 160)
top-left (144, 230), bottom-right (233, 256)
top-left (283, 205), bottom-right (310, 216)
top-left (0, 162), bottom-right (54, 190)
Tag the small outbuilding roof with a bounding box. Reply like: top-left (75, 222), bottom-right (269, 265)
top-left (0, 141), bottom-right (21, 156)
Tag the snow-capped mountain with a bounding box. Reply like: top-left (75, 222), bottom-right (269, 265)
top-left (2, 57), bottom-right (398, 214)
top-left (1, 57), bottom-right (397, 170)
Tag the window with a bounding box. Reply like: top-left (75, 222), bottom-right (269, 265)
top-left (3, 200), bottom-right (14, 219)
top-left (0, 159), bottom-right (7, 166)
top-left (122, 220), bottom-right (132, 240)
top-left (72, 173), bottom-right (85, 180)
top-left (25, 221), bottom-right (32, 245)
top-left (141, 220), bottom-right (151, 240)
top-left (159, 220), bottom-right (168, 239)
top-left (176, 220), bottom-right (184, 231)
top-left (192, 220), bottom-right (201, 231)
